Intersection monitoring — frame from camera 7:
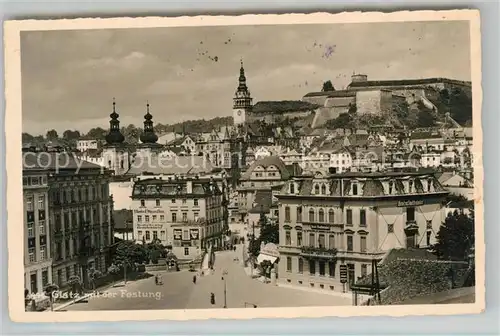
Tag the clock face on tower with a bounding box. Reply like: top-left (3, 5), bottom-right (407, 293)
top-left (237, 110), bottom-right (242, 116)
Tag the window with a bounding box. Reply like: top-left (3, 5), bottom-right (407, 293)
top-left (352, 184), bottom-right (358, 195)
top-left (194, 199), bottom-right (199, 206)
top-left (172, 213), bottom-right (177, 222)
top-left (182, 198), bottom-right (187, 204)
top-left (23, 177), bottom-right (28, 186)
top-left (360, 236), bottom-right (367, 252)
top-left (31, 176), bottom-right (40, 185)
top-left (39, 220), bottom-right (45, 235)
top-left (160, 230), bottom-right (166, 240)
top-left (160, 215), bottom-right (165, 221)
top-left (347, 235), bottom-right (354, 252)
top-left (145, 231), bottom-right (151, 240)
top-left (409, 180), bottom-right (414, 193)
top-left (137, 215), bottom-right (142, 222)
top-left (140, 200), bottom-right (145, 207)
top-left (328, 261), bottom-right (335, 277)
top-left (38, 195), bottom-right (45, 209)
top-left (26, 196), bottom-right (33, 211)
top-left (172, 198), bottom-right (176, 204)
top-left (318, 234), bottom-right (325, 248)
top-left (360, 209), bottom-right (366, 227)
top-left (155, 199), bottom-right (160, 207)
top-left (298, 258), bottom-right (303, 273)
top-left (406, 207), bottom-right (415, 222)
top-left (309, 260), bottom-right (316, 275)
top-left (145, 215), bottom-right (150, 222)
top-left (296, 207), bottom-right (302, 222)
top-left (285, 231), bottom-right (291, 245)
top-left (314, 184), bottom-right (320, 194)
top-left (153, 231), bottom-right (158, 241)
top-left (318, 209), bottom-right (325, 222)
top-left (286, 257), bottom-right (292, 272)
top-left (328, 234), bottom-right (335, 249)
top-left (184, 247), bottom-right (189, 256)
top-left (321, 184), bottom-right (326, 195)
top-left (42, 268), bottom-right (49, 287)
top-left (27, 223), bottom-right (34, 238)
top-left (290, 183), bottom-right (295, 194)
top-left (28, 247), bottom-right (35, 262)
top-left (194, 212), bottom-right (199, 221)
top-left (346, 209), bottom-right (353, 225)
top-left (388, 181), bottom-right (394, 194)
top-left (40, 245), bottom-right (46, 260)
top-left (138, 231), bottom-right (143, 239)
top-left (388, 223), bottom-right (394, 233)
top-left (319, 261), bottom-right (325, 276)
top-left (284, 206), bottom-right (291, 222)
top-left (182, 212), bottom-right (187, 222)
top-left (309, 232), bottom-right (315, 247)
top-left (361, 264), bottom-right (368, 277)
top-left (328, 209), bottom-right (334, 223)
top-left (308, 208), bottom-right (315, 222)
top-left (426, 231), bottom-right (432, 246)
top-left (297, 231), bottom-right (302, 246)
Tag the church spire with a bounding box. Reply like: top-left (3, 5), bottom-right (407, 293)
top-left (233, 59), bottom-right (252, 110)
top-left (139, 101), bottom-right (158, 144)
top-left (105, 98), bottom-right (125, 145)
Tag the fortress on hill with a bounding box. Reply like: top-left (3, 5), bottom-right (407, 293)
top-left (244, 73), bottom-right (472, 129)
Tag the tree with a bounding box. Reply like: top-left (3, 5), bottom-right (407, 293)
top-left (416, 108), bottom-right (436, 128)
top-left (86, 127), bottom-right (107, 140)
top-left (247, 212), bottom-right (279, 257)
top-left (432, 210), bottom-right (474, 261)
top-left (62, 130), bottom-right (81, 141)
top-left (22, 132), bottom-right (34, 144)
top-left (325, 112), bottom-right (354, 130)
top-left (46, 129), bottom-right (58, 140)
top-left (322, 80), bottom-right (335, 92)
top-left (89, 269), bottom-right (103, 290)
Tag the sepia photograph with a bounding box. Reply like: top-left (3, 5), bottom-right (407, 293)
top-left (4, 10), bottom-right (483, 322)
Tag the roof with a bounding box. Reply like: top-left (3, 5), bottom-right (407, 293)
top-left (410, 132), bottom-right (444, 140)
top-left (23, 152), bottom-right (105, 171)
top-left (249, 189), bottom-right (273, 214)
top-left (112, 209), bottom-right (133, 230)
top-left (303, 90), bottom-right (357, 98)
top-left (132, 178), bottom-right (222, 197)
top-left (240, 156), bottom-right (290, 180)
top-left (126, 155), bottom-right (214, 176)
top-left (347, 77), bottom-right (472, 89)
top-left (252, 100), bottom-right (320, 114)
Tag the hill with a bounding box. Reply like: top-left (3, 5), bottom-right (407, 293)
top-left (154, 116), bottom-right (234, 135)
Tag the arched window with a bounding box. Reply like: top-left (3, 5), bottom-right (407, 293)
top-left (309, 208), bottom-right (315, 222)
top-left (318, 209), bottom-right (325, 222)
top-left (284, 206), bottom-right (291, 222)
top-left (321, 184), bottom-right (327, 195)
top-left (314, 184), bottom-right (320, 195)
top-left (296, 206), bottom-right (302, 222)
top-left (328, 209), bottom-right (335, 223)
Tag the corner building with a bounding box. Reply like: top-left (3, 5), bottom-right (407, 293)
top-left (276, 170), bottom-right (449, 292)
top-left (131, 177), bottom-right (225, 260)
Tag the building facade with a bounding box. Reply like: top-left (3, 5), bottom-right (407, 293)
top-left (23, 170), bottom-right (52, 295)
top-left (131, 177), bottom-right (225, 259)
top-left (276, 170), bottom-right (449, 293)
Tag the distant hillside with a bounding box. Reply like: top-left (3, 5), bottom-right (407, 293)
top-left (154, 116), bottom-right (234, 134)
top-left (252, 100), bottom-right (320, 115)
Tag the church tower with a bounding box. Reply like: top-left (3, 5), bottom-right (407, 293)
top-left (137, 102), bottom-right (161, 157)
top-left (233, 60), bottom-right (253, 125)
top-left (103, 98), bottom-right (130, 175)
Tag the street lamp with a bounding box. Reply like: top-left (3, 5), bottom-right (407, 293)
top-left (222, 269), bottom-right (228, 308)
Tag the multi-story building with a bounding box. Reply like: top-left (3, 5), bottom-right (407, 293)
top-left (28, 153), bottom-right (115, 289)
top-left (276, 170), bottom-right (449, 293)
top-left (76, 137), bottom-right (99, 152)
top-left (131, 176), bottom-right (225, 259)
top-left (23, 168), bottom-right (52, 295)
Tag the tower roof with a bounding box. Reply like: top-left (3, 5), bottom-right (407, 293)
top-left (105, 98), bottom-right (125, 145)
top-left (140, 102), bottom-right (159, 144)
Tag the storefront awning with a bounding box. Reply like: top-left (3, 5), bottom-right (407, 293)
top-left (257, 253), bottom-right (277, 264)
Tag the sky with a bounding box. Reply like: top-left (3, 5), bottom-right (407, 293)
top-left (21, 20), bottom-right (471, 136)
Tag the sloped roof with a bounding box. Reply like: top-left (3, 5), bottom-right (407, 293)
top-left (240, 156), bottom-right (290, 180)
top-left (347, 78), bottom-right (471, 88)
top-left (23, 152), bottom-right (105, 171)
top-left (249, 189), bottom-right (273, 214)
top-left (126, 155), bottom-right (214, 176)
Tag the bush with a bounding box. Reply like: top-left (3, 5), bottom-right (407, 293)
top-left (107, 263), bottom-right (121, 275)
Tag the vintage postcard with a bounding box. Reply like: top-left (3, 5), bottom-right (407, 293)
top-left (4, 9), bottom-right (483, 323)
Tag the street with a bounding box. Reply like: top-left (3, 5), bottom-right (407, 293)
top-left (65, 245), bottom-right (350, 311)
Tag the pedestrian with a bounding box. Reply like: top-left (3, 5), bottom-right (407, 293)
top-left (154, 274), bottom-right (158, 285)
top-left (193, 275), bottom-right (197, 284)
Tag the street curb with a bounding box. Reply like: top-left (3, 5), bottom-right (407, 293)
top-left (51, 293), bottom-right (92, 312)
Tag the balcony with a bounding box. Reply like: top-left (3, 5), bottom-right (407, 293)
top-left (300, 246), bottom-right (338, 259)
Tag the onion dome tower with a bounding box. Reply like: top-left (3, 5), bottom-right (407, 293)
top-left (139, 102), bottom-right (158, 144)
top-left (105, 98), bottom-right (125, 145)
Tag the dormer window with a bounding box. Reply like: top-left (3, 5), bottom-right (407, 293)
top-left (409, 179), bottom-right (414, 193)
top-left (388, 180), bottom-right (394, 194)
top-left (321, 184), bottom-right (326, 195)
top-left (427, 178), bottom-right (433, 192)
top-left (352, 183), bottom-right (358, 196)
top-left (290, 183), bottom-right (295, 194)
top-left (314, 184), bottom-right (320, 195)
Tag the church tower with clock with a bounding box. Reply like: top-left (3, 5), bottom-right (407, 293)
top-left (233, 60), bottom-right (253, 125)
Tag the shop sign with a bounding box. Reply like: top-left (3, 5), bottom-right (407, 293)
top-left (397, 200), bottom-right (424, 207)
top-left (173, 229), bottom-right (182, 240)
top-left (133, 209), bottom-right (165, 214)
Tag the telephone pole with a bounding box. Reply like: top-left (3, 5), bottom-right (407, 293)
top-left (222, 270), bottom-right (228, 308)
